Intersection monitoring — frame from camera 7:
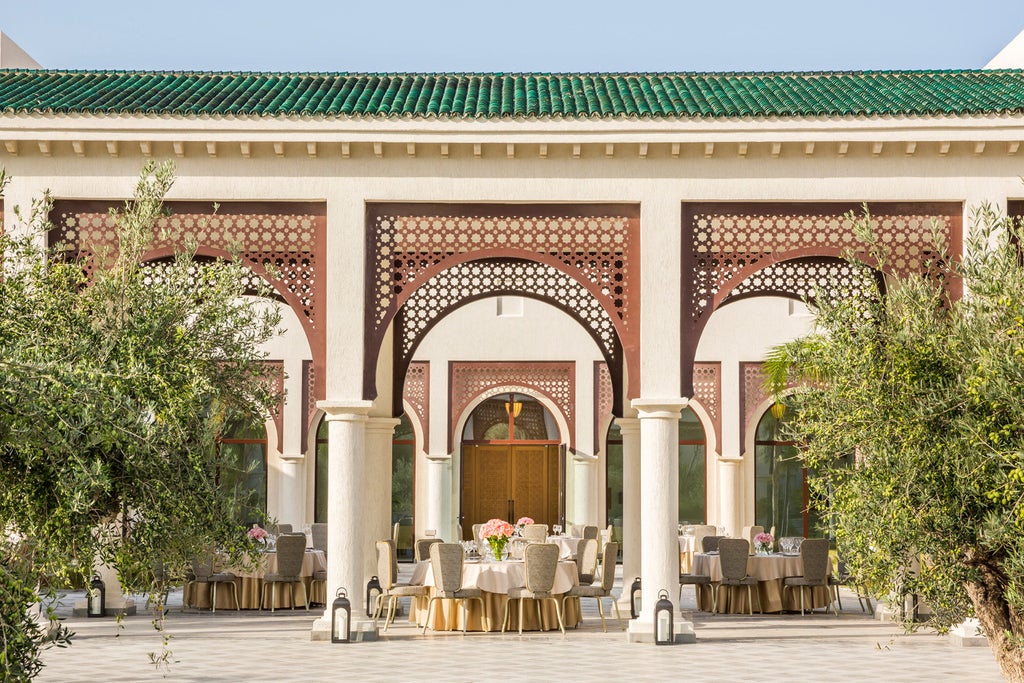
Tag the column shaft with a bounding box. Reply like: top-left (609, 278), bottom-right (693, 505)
top-left (617, 418), bottom-right (641, 611)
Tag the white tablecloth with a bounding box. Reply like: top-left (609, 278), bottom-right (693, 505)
top-left (547, 536), bottom-right (580, 560)
top-left (411, 558), bottom-right (577, 595)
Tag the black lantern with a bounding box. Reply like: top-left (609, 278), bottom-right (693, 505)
top-left (332, 588), bottom-right (352, 643)
top-left (629, 576), bottom-right (642, 619)
top-left (87, 575), bottom-right (106, 618)
top-left (365, 575), bottom-right (382, 618)
top-left (655, 589), bottom-right (674, 645)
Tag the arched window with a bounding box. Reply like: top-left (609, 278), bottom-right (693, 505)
top-left (461, 393), bottom-right (559, 442)
top-left (392, 414), bottom-right (416, 560)
top-left (678, 408), bottom-right (706, 525)
top-left (314, 416), bottom-right (328, 523)
top-left (754, 407), bottom-right (809, 537)
top-left (218, 412), bottom-right (268, 526)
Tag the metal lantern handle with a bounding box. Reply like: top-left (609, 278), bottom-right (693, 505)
top-left (658, 589), bottom-right (669, 600)
top-left (336, 587), bottom-right (347, 598)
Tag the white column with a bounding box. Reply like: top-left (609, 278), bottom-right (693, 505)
top-left (311, 400), bottom-right (374, 640)
top-left (425, 454), bottom-right (452, 540)
top-left (572, 455), bottom-right (598, 525)
top-left (628, 398), bottom-right (694, 643)
top-left (617, 417), bottom-right (641, 613)
top-left (365, 417), bottom-right (400, 576)
top-left (277, 456), bottom-right (305, 527)
top-left (717, 457), bottom-right (743, 538)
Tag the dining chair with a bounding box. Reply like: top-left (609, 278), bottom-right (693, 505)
top-left (375, 539), bottom-right (429, 631)
top-left (690, 524), bottom-right (718, 554)
top-left (597, 524), bottom-right (614, 563)
top-left (186, 555), bottom-right (240, 612)
top-left (715, 538), bottom-right (761, 615)
top-left (421, 543), bottom-right (485, 634)
top-left (678, 550), bottom-right (713, 612)
top-left (582, 525), bottom-right (599, 541)
top-left (271, 523), bottom-right (293, 535)
top-left (311, 523), bottom-right (328, 555)
top-left (783, 538), bottom-right (835, 615)
top-left (743, 525), bottom-right (765, 545)
top-left (521, 524), bottom-right (548, 543)
top-left (415, 538), bottom-right (443, 562)
top-left (829, 553), bottom-right (874, 615)
top-left (562, 541), bottom-right (623, 632)
top-left (574, 538), bottom-right (599, 586)
top-left (261, 533), bottom-right (308, 612)
top-left (701, 535), bottom-right (725, 553)
top-left (502, 543), bottom-right (565, 635)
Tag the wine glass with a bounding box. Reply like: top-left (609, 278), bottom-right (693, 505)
top-left (552, 524), bottom-right (563, 536)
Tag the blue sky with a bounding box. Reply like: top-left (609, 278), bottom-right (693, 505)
top-left (5, 1), bottom-right (1024, 73)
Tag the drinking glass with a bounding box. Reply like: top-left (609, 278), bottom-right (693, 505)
top-left (552, 524), bottom-right (563, 536)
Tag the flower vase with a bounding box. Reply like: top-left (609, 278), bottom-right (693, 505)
top-left (487, 537), bottom-right (509, 562)
top-left (755, 543), bottom-right (771, 556)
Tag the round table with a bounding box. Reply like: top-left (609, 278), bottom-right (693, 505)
top-left (689, 552), bottom-right (832, 613)
top-left (547, 535), bottom-right (580, 559)
top-left (409, 559), bottom-right (580, 631)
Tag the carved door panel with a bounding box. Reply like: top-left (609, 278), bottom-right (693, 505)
top-left (510, 445), bottom-right (559, 526)
top-left (462, 445), bottom-right (510, 538)
top-left (462, 444), bottom-right (561, 538)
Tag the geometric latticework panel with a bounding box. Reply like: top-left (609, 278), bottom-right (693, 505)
top-left (738, 361), bottom-right (800, 450)
top-left (725, 256), bottom-right (883, 308)
top-left (50, 199), bottom-right (327, 406)
top-left (681, 201), bottom-right (962, 397)
top-left (403, 361), bottom-right (430, 449)
top-left (263, 359), bottom-right (285, 454)
top-left (593, 361), bottom-right (615, 455)
top-left (449, 361), bottom-right (575, 451)
top-left (395, 258), bottom-right (620, 416)
top-left (692, 362), bottom-right (722, 453)
top-left (367, 203), bottom-right (640, 404)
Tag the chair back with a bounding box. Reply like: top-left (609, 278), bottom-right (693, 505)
top-left (690, 524), bottom-right (718, 551)
top-left (600, 542), bottom-right (618, 591)
top-left (799, 538), bottom-right (831, 583)
top-left (523, 543), bottom-right (559, 593)
top-left (582, 525), bottom-right (599, 540)
top-left (575, 538), bottom-right (599, 585)
top-left (744, 525), bottom-right (765, 545)
top-left (522, 524), bottom-right (548, 543)
top-left (392, 521), bottom-right (400, 545)
top-left (701, 535), bottom-right (725, 553)
top-left (376, 539), bottom-right (397, 589)
top-left (191, 555), bottom-right (214, 580)
top-left (273, 523), bottom-right (293, 535)
top-left (275, 533), bottom-right (306, 578)
top-left (718, 538), bottom-right (751, 580)
top-left (311, 523), bottom-right (328, 553)
top-left (569, 524), bottom-right (585, 538)
top-left (416, 538), bottom-right (442, 562)
top-left (430, 543), bottom-right (465, 593)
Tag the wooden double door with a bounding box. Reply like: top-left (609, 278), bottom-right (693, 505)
top-left (461, 443), bottom-right (561, 539)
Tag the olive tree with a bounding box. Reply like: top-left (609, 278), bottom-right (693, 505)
top-left (765, 205), bottom-right (1024, 681)
top-left (0, 161), bottom-right (282, 679)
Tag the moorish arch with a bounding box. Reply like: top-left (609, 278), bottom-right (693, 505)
top-left (50, 199), bottom-right (328, 438)
top-left (680, 201), bottom-right (963, 397)
top-left (364, 203), bottom-right (640, 416)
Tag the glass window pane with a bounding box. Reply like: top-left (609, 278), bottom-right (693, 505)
top-left (315, 425), bottom-right (328, 523)
top-left (605, 423), bottom-right (623, 559)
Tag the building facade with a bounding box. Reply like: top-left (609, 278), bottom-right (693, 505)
top-left (3, 34), bottom-right (1024, 637)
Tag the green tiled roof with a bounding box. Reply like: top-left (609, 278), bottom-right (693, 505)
top-left (1, 69), bottom-right (1024, 119)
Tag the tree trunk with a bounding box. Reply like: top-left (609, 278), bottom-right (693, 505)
top-left (966, 573), bottom-right (1024, 682)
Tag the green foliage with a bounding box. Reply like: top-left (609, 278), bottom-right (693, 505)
top-left (765, 203), bottom-right (1024, 651)
top-left (0, 161), bottom-right (282, 676)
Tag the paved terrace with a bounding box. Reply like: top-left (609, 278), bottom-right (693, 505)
top-left (37, 566), bottom-right (1002, 683)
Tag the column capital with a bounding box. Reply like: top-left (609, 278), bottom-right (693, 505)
top-left (365, 416), bottom-right (401, 435)
top-left (425, 452), bottom-right (452, 463)
top-left (614, 416), bottom-right (640, 435)
top-left (631, 397), bottom-right (688, 419)
top-left (316, 400), bottom-right (373, 421)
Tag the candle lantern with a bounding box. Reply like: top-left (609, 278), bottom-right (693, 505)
top-left (629, 576), bottom-right (642, 619)
top-left (332, 588), bottom-right (352, 643)
top-left (655, 589), bottom-right (674, 645)
top-left (365, 575), bottom-right (382, 618)
top-left (87, 575), bottom-right (106, 618)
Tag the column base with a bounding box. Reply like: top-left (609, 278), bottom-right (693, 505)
top-left (72, 598), bottom-right (136, 618)
top-left (626, 617), bottom-right (695, 644)
top-left (310, 615), bottom-right (379, 642)
top-left (951, 618), bottom-right (987, 647)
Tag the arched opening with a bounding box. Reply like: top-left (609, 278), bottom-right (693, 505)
top-left (392, 414), bottom-right (416, 560)
top-left (460, 392), bottom-right (562, 538)
top-left (217, 411), bottom-right (268, 526)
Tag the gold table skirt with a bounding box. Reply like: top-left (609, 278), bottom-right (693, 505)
top-left (694, 579), bottom-right (832, 613)
top-left (184, 576), bottom-right (326, 610)
top-left (409, 589), bottom-right (581, 631)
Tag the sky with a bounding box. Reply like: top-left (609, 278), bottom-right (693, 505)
top-left (4, 1), bottom-right (1024, 73)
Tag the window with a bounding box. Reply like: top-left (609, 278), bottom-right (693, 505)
top-left (678, 408), bottom-right (707, 525)
top-left (392, 414), bottom-right (416, 560)
top-left (314, 416), bottom-right (328, 523)
top-left (754, 407), bottom-right (811, 537)
top-left (218, 411), bottom-right (268, 526)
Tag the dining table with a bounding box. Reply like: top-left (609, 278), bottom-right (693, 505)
top-left (689, 551), bottom-right (832, 613)
top-left (678, 534), bottom-right (696, 573)
top-left (547, 535), bottom-right (581, 560)
top-left (184, 548), bottom-right (327, 610)
top-left (409, 558), bottom-right (580, 631)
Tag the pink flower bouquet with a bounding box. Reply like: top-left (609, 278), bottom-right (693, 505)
top-left (247, 525), bottom-right (268, 542)
top-left (753, 531), bottom-right (774, 554)
top-left (480, 518), bottom-right (514, 560)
